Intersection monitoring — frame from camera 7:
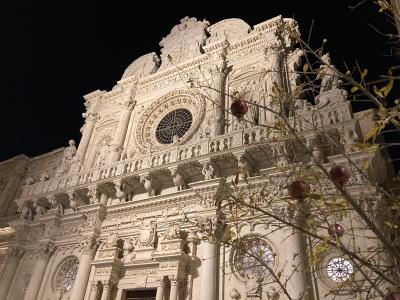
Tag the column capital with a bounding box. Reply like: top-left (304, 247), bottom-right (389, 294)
top-left (169, 275), bottom-right (179, 286)
top-left (102, 280), bottom-right (116, 290)
top-left (37, 241), bottom-right (56, 259)
top-left (90, 281), bottom-right (99, 291)
top-left (80, 234), bottom-right (100, 256)
top-left (6, 245), bottom-right (25, 259)
top-left (156, 276), bottom-right (165, 287)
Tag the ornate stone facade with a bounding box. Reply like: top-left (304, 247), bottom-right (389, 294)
top-left (0, 15), bottom-right (392, 300)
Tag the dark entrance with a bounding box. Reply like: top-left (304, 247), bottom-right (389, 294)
top-left (125, 288), bottom-right (157, 300)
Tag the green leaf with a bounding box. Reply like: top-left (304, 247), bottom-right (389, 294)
top-left (303, 63), bottom-right (309, 72)
top-left (383, 79), bottom-right (394, 97)
top-left (361, 69), bottom-right (368, 79)
top-left (373, 85), bottom-right (384, 98)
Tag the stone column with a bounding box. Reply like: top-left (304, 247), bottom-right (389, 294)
top-left (285, 203), bottom-right (312, 300)
top-left (24, 242), bottom-right (56, 300)
top-left (70, 235), bottom-right (99, 300)
top-left (155, 276), bottom-right (165, 300)
top-left (169, 276), bottom-right (178, 300)
top-left (89, 281), bottom-right (99, 300)
top-left (0, 246), bottom-right (24, 299)
top-left (109, 85), bottom-right (137, 163)
top-left (210, 50), bottom-right (229, 137)
top-left (76, 112), bottom-right (98, 162)
top-left (200, 241), bottom-right (217, 300)
top-left (101, 280), bottom-right (114, 300)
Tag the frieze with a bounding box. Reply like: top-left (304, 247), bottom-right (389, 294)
top-left (159, 261), bottom-right (179, 269)
top-left (95, 267), bottom-right (112, 275)
top-left (124, 268), bottom-right (157, 278)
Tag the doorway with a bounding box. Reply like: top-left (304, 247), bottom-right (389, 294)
top-left (125, 288), bottom-right (157, 300)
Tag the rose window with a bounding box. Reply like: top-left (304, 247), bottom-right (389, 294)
top-left (54, 256), bottom-right (79, 292)
top-left (155, 108), bottom-right (193, 144)
top-left (326, 257), bottom-right (354, 282)
top-left (232, 237), bottom-right (275, 280)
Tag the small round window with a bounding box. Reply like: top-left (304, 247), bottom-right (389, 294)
top-left (326, 257), bottom-right (354, 282)
top-left (232, 236), bottom-right (275, 280)
top-left (155, 108), bottom-right (193, 144)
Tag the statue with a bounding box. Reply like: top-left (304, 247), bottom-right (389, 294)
top-left (33, 202), bottom-right (47, 216)
top-left (238, 155), bottom-right (253, 179)
top-left (140, 175), bottom-right (161, 197)
top-left (56, 140), bottom-right (77, 176)
top-left (316, 53), bottom-right (341, 93)
top-left (202, 162), bottom-right (215, 180)
top-left (50, 197), bottom-right (64, 214)
top-left (93, 137), bottom-right (111, 168)
top-left (170, 169), bottom-right (187, 191)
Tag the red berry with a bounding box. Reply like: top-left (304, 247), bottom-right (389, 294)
top-left (328, 223), bottom-right (345, 238)
top-left (329, 165), bottom-right (351, 186)
top-left (385, 293), bottom-right (400, 300)
top-left (289, 180), bottom-right (310, 199)
top-left (231, 99), bottom-right (248, 119)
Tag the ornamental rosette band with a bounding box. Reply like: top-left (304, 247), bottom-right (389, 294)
top-left (134, 90), bottom-right (205, 153)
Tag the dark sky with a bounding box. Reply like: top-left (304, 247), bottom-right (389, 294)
top-left (0, 0), bottom-right (396, 161)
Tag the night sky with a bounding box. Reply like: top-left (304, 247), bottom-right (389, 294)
top-left (0, 0), bottom-right (397, 161)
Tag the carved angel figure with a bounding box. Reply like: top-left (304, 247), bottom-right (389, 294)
top-left (33, 202), bottom-right (47, 216)
top-left (50, 197), bottom-right (64, 214)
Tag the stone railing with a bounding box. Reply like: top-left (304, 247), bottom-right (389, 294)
top-left (19, 102), bottom-right (354, 200)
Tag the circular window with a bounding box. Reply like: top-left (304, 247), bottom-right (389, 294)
top-left (232, 236), bottom-right (275, 280)
top-left (53, 257), bottom-right (79, 292)
top-left (326, 257), bottom-right (354, 282)
top-left (155, 108), bottom-right (193, 144)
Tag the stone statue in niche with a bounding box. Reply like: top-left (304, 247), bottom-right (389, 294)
top-left (93, 137), bottom-right (111, 168)
top-left (56, 139), bottom-right (77, 177)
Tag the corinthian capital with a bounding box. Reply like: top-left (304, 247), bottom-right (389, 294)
top-left (7, 246), bottom-right (25, 259)
top-left (37, 241), bottom-right (56, 259)
top-left (80, 234), bottom-right (100, 256)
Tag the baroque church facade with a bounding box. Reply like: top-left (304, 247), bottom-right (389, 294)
top-left (0, 16), bottom-right (390, 300)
